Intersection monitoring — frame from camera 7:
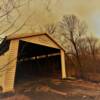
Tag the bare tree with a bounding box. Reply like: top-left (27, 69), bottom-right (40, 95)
top-left (0, 0), bottom-right (32, 39)
top-left (76, 38), bottom-right (90, 57)
top-left (0, 0), bottom-right (34, 74)
top-left (45, 24), bottom-right (56, 35)
top-left (60, 14), bottom-right (87, 77)
top-left (87, 35), bottom-right (99, 60)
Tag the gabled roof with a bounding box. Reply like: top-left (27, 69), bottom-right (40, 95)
top-left (7, 33), bottom-right (65, 51)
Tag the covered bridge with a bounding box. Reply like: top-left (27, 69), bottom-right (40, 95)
top-left (0, 33), bottom-right (67, 92)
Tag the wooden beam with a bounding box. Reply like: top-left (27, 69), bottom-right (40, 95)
top-left (60, 50), bottom-right (67, 79)
top-left (3, 40), bottom-right (19, 92)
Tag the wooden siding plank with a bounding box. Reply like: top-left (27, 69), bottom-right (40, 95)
top-left (0, 51), bottom-right (9, 90)
top-left (20, 35), bottom-right (60, 49)
top-left (3, 40), bottom-right (19, 92)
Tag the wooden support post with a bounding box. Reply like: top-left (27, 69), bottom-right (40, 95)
top-left (3, 40), bottom-right (19, 92)
top-left (60, 50), bottom-right (67, 79)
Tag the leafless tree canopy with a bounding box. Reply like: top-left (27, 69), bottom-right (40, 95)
top-left (59, 14), bottom-right (100, 79)
top-left (0, 0), bottom-right (31, 40)
top-left (45, 24), bottom-right (56, 35)
top-left (60, 15), bottom-right (87, 42)
top-left (86, 36), bottom-right (99, 59)
top-left (58, 15), bottom-right (89, 78)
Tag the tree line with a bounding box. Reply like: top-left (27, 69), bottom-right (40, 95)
top-left (45, 15), bottom-right (100, 81)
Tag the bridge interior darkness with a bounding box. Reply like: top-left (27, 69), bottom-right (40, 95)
top-left (15, 40), bottom-right (61, 85)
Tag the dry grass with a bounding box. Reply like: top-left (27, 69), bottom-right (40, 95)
top-left (66, 55), bottom-right (100, 82)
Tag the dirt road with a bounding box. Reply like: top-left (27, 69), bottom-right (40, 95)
top-left (0, 78), bottom-right (100, 100)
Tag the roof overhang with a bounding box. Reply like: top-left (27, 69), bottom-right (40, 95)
top-left (7, 33), bottom-right (65, 52)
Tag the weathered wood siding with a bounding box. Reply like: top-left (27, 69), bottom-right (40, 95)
top-left (3, 40), bottom-right (19, 92)
top-left (20, 34), bottom-right (59, 49)
top-left (0, 51), bottom-right (9, 90)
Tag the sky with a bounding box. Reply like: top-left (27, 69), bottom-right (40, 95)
top-left (1, 0), bottom-right (100, 37)
top-left (23, 0), bottom-right (100, 37)
top-left (61, 0), bottom-right (100, 37)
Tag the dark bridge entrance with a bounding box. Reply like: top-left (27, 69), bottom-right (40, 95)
top-left (15, 40), bottom-right (61, 85)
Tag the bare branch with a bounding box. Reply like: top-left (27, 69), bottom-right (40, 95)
top-left (60, 14), bottom-right (88, 77)
top-left (45, 24), bottom-right (56, 35)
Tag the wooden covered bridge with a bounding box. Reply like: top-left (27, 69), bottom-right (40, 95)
top-left (0, 33), bottom-right (67, 92)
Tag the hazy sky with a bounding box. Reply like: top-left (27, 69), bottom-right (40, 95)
top-left (1, 0), bottom-right (100, 37)
top-left (23, 0), bottom-right (100, 37)
top-left (54, 0), bottom-right (100, 37)
top-left (59, 0), bottom-right (100, 37)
